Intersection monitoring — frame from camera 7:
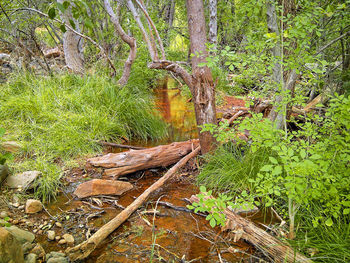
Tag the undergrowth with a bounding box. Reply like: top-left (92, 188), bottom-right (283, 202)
top-left (197, 143), bottom-right (272, 196)
top-left (0, 71), bottom-right (167, 201)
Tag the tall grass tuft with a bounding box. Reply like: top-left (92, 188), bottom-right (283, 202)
top-left (197, 143), bottom-right (273, 195)
top-left (0, 71), bottom-right (167, 200)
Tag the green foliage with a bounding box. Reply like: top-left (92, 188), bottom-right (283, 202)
top-left (187, 186), bottom-right (232, 227)
top-left (0, 128), bottom-right (13, 165)
top-left (0, 71), bottom-right (167, 200)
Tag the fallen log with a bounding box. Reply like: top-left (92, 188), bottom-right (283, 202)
top-left (88, 139), bottom-right (199, 177)
top-left (66, 145), bottom-right (201, 261)
top-left (189, 195), bottom-right (311, 263)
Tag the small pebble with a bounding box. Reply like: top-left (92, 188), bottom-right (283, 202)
top-left (55, 235), bottom-right (61, 241)
top-left (0, 211), bottom-right (8, 218)
top-left (58, 239), bottom-right (66, 245)
top-left (55, 222), bottom-right (62, 228)
top-left (48, 230), bottom-right (55, 241)
top-left (18, 205), bottom-right (25, 210)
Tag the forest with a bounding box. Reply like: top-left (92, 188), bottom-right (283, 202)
top-left (0, 0), bottom-right (349, 262)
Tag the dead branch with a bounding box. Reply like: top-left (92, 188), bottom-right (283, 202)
top-left (66, 145), bottom-right (201, 261)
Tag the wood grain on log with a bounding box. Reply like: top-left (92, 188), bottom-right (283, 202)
top-left (88, 139), bottom-right (199, 177)
top-left (66, 146), bottom-right (201, 261)
top-left (190, 195), bottom-right (311, 263)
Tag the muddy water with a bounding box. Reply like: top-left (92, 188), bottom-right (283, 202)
top-left (39, 78), bottom-right (270, 262)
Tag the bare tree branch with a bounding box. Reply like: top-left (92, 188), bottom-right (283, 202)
top-left (104, 0), bottom-right (137, 86)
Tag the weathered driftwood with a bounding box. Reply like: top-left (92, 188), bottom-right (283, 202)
top-left (88, 139), bottom-right (199, 177)
top-left (66, 146), bottom-right (201, 261)
top-left (190, 195), bottom-right (311, 263)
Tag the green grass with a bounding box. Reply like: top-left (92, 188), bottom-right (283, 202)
top-left (0, 71), bottom-right (167, 201)
top-left (290, 204), bottom-right (350, 263)
top-left (197, 143), bottom-right (273, 196)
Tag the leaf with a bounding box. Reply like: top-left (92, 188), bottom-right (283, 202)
top-left (269, 157), bottom-right (278, 164)
top-left (325, 217), bottom-right (333, 226)
top-left (209, 218), bottom-right (216, 228)
top-left (69, 19), bottom-right (76, 30)
top-left (343, 208), bottom-right (350, 215)
top-left (199, 185), bottom-right (206, 193)
top-left (63, 1), bottom-right (70, 9)
top-left (260, 165), bottom-right (273, 172)
top-left (48, 8), bottom-right (56, 19)
top-left (56, 2), bottom-right (65, 13)
top-left (272, 165), bottom-right (282, 175)
top-left (300, 149), bottom-right (306, 159)
top-left (60, 24), bottom-right (67, 33)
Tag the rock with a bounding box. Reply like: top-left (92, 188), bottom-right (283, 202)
top-left (0, 211), bottom-right (8, 218)
top-left (62, 233), bottom-right (74, 246)
top-left (22, 242), bottom-right (35, 254)
top-left (5, 171), bottom-right (41, 190)
top-left (19, 205), bottom-right (25, 210)
top-left (0, 164), bottom-right (9, 184)
top-left (25, 253), bottom-right (37, 263)
top-left (55, 222), bottom-right (62, 228)
top-left (43, 47), bottom-right (62, 58)
top-left (0, 227), bottom-right (25, 263)
top-left (2, 141), bottom-right (22, 153)
top-left (25, 199), bottom-right (43, 214)
top-left (47, 230), bottom-right (55, 241)
top-left (30, 244), bottom-right (45, 259)
top-left (58, 239), bottom-right (66, 245)
top-left (46, 252), bottom-right (69, 263)
top-left (74, 179), bottom-right (133, 198)
top-left (5, 226), bottom-right (35, 244)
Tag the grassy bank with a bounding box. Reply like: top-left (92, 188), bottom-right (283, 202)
top-left (0, 71), bottom-right (167, 200)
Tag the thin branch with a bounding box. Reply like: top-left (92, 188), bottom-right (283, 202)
top-left (134, 0), bottom-right (166, 59)
top-left (316, 30), bottom-right (350, 55)
top-left (12, 7), bottom-right (117, 75)
top-left (104, 0), bottom-right (137, 85)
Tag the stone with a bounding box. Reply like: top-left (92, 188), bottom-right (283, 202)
top-left (0, 164), bottom-right (9, 184)
top-left (0, 227), bottom-right (25, 263)
top-left (55, 222), bottom-right (62, 228)
top-left (22, 242), bottom-right (35, 254)
top-left (5, 171), bottom-right (41, 190)
top-left (30, 244), bottom-right (45, 259)
top-left (25, 253), bottom-right (37, 263)
top-left (58, 239), bottom-right (66, 245)
top-left (73, 179), bottom-right (133, 198)
top-left (47, 257), bottom-right (69, 263)
top-left (62, 233), bottom-right (74, 245)
top-left (47, 230), bottom-right (55, 240)
top-left (25, 199), bottom-right (43, 214)
top-left (5, 226), bottom-right (35, 244)
top-left (2, 141), bottom-right (22, 153)
top-left (46, 252), bottom-right (69, 263)
top-left (0, 211), bottom-right (8, 218)
top-left (55, 235), bottom-right (61, 241)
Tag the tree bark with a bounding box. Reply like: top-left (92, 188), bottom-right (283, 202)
top-left (58, 0), bottom-right (84, 73)
top-left (190, 195), bottom-right (311, 263)
top-left (104, 0), bottom-right (137, 86)
top-left (66, 146), bottom-right (201, 261)
top-left (208, 0), bottom-right (218, 47)
top-left (186, 0), bottom-right (217, 154)
top-left (88, 139), bottom-right (199, 177)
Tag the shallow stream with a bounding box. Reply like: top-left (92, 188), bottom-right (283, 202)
top-left (37, 77), bottom-right (274, 262)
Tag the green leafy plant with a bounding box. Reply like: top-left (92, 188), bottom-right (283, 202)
top-left (0, 128), bottom-right (13, 165)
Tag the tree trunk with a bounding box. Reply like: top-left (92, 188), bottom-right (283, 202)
top-left (186, 0), bottom-right (217, 154)
top-left (208, 0), bottom-right (218, 48)
top-left (104, 0), bottom-right (137, 86)
top-left (58, 0), bottom-right (84, 73)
